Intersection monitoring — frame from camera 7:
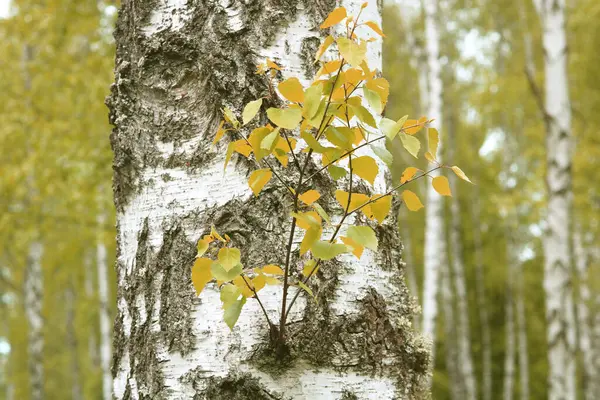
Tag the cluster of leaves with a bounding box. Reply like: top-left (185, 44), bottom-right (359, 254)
top-left (191, 5), bottom-right (471, 336)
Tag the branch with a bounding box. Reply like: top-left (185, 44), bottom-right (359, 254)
top-left (524, 66), bottom-right (553, 126)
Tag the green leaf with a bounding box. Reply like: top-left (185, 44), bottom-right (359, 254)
top-left (352, 156), bottom-right (378, 185)
top-left (363, 86), bottom-right (382, 114)
top-left (267, 108), bottom-right (302, 130)
top-left (218, 248), bottom-right (241, 271)
top-left (380, 115), bottom-right (408, 140)
top-left (311, 240), bottom-right (347, 260)
top-left (223, 297), bottom-right (246, 330)
top-left (260, 127), bottom-right (280, 150)
top-left (242, 99), bottom-right (262, 125)
top-left (346, 225), bottom-right (378, 251)
top-left (328, 165), bottom-right (347, 180)
top-left (303, 83), bottom-right (323, 119)
top-left (297, 281), bottom-right (316, 302)
top-left (336, 37), bottom-right (367, 67)
top-left (325, 126), bottom-right (353, 151)
top-left (399, 132), bottom-right (420, 158)
top-left (312, 203), bottom-right (331, 225)
top-left (220, 284), bottom-right (242, 307)
top-left (301, 131), bottom-right (327, 153)
top-left (211, 262), bottom-right (243, 281)
top-left (370, 144), bottom-right (393, 166)
top-left (349, 104), bottom-right (377, 128)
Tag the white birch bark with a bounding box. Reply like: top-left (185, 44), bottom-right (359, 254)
top-left (422, 0), bottom-right (446, 370)
top-left (107, 1), bottom-right (430, 399)
top-left (532, 1), bottom-right (577, 398)
top-left (472, 192), bottom-right (492, 400)
top-left (440, 261), bottom-right (461, 400)
top-left (503, 240), bottom-right (515, 400)
top-left (97, 212), bottom-right (112, 400)
top-left (515, 264), bottom-right (529, 400)
top-left (24, 241), bottom-right (44, 400)
top-left (66, 284), bottom-right (83, 400)
top-left (447, 116), bottom-right (476, 400)
top-left (574, 229), bottom-right (599, 400)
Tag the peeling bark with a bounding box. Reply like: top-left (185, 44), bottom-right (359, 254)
top-left (107, 1), bottom-right (429, 398)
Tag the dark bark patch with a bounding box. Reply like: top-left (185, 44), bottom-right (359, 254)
top-left (180, 370), bottom-right (287, 400)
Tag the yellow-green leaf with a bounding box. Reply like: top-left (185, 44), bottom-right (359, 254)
top-left (363, 86), bottom-right (382, 114)
top-left (401, 167), bottom-right (419, 184)
top-left (218, 248), bottom-right (241, 272)
top-left (297, 281), bottom-right (316, 302)
top-left (301, 131), bottom-right (327, 153)
top-left (278, 77), bottom-right (305, 103)
top-left (211, 262), bottom-right (243, 281)
top-left (402, 190), bottom-right (424, 211)
top-left (365, 78), bottom-right (390, 106)
top-left (260, 127), bottom-right (281, 151)
top-left (312, 203), bottom-right (331, 224)
top-left (303, 83), bottom-right (323, 119)
top-left (311, 240), bottom-right (347, 260)
top-left (301, 226), bottom-right (322, 256)
top-left (370, 144), bottom-right (393, 167)
top-left (302, 259), bottom-right (319, 276)
top-left (293, 211), bottom-right (322, 230)
top-left (328, 165), bottom-right (347, 180)
top-left (197, 238), bottom-right (210, 257)
top-left (248, 168), bottom-right (273, 196)
top-left (349, 104), bottom-right (377, 128)
top-left (248, 127), bottom-right (272, 161)
top-left (399, 132), bottom-right (420, 158)
top-left (299, 190), bottom-right (321, 205)
top-left (262, 264), bottom-right (284, 275)
top-left (346, 225), bottom-right (378, 251)
top-left (432, 176), bottom-right (452, 196)
top-left (352, 156), bottom-right (378, 185)
top-left (211, 225), bottom-right (227, 242)
top-left (267, 108), bottom-right (302, 130)
top-left (451, 166), bottom-right (473, 183)
top-left (222, 107), bottom-right (239, 128)
top-left (337, 37), bottom-right (367, 67)
top-left (320, 6), bottom-right (347, 29)
top-left (242, 99), bottom-right (263, 125)
top-left (428, 127), bottom-right (439, 159)
top-left (223, 297), bottom-right (246, 330)
top-left (191, 258), bottom-right (213, 296)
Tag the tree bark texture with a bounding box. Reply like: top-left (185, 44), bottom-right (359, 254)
top-left (107, 1), bottom-right (430, 399)
top-left (24, 241), bottom-right (44, 400)
top-left (532, 0), bottom-right (577, 398)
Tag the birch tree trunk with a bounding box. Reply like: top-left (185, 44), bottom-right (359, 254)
top-left (24, 241), bottom-right (44, 400)
top-left (503, 235), bottom-right (515, 400)
top-left (574, 229), bottom-right (599, 400)
top-left (106, 2), bottom-right (430, 398)
top-left (532, 1), bottom-right (577, 398)
top-left (515, 262), bottom-right (529, 400)
top-left (472, 192), bottom-right (492, 400)
top-left (447, 114), bottom-right (476, 400)
top-left (66, 284), bottom-right (83, 400)
top-left (422, 0), bottom-right (446, 370)
top-left (97, 212), bottom-right (112, 400)
top-left (440, 262), bottom-right (461, 400)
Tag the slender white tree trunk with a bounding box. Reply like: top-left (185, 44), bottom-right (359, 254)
top-left (503, 246), bottom-right (515, 400)
top-left (532, 1), bottom-right (577, 398)
top-left (422, 0), bottom-right (446, 372)
top-left (66, 284), bottom-right (83, 400)
top-left (440, 261), bottom-right (462, 400)
top-left (472, 195), bottom-right (492, 400)
top-left (574, 229), bottom-right (599, 400)
top-left (97, 212), bottom-right (112, 400)
top-left (24, 241), bottom-right (44, 400)
top-left (107, 2), bottom-right (430, 398)
top-left (515, 260), bottom-right (529, 400)
top-left (447, 115), bottom-right (476, 400)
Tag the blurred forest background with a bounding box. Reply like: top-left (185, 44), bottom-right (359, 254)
top-left (0, 0), bottom-right (598, 399)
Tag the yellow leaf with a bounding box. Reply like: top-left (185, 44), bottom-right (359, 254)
top-left (233, 276), bottom-right (254, 298)
top-left (197, 238), bottom-right (210, 257)
top-left (451, 166), bottom-right (473, 183)
top-left (253, 274), bottom-right (267, 291)
top-left (248, 168), bottom-right (273, 196)
top-left (370, 195), bottom-right (392, 224)
top-left (432, 176), bottom-right (452, 196)
top-left (428, 128), bottom-right (439, 159)
top-left (191, 258), bottom-right (213, 296)
top-left (210, 225), bottom-right (226, 242)
top-left (266, 107), bottom-right (303, 130)
top-left (335, 190), bottom-right (371, 214)
top-left (341, 236), bottom-right (364, 259)
top-left (425, 151), bottom-right (436, 163)
top-left (233, 140), bottom-right (252, 157)
top-left (299, 190), bottom-right (321, 206)
top-left (401, 167), bottom-right (419, 184)
top-left (402, 190), bottom-right (424, 211)
top-left (320, 6), bottom-right (347, 29)
top-left (293, 211), bottom-right (322, 230)
top-left (302, 259), bottom-right (319, 276)
top-left (267, 58), bottom-right (281, 70)
top-left (315, 35), bottom-right (334, 62)
top-left (402, 119), bottom-right (422, 135)
top-left (337, 37), bottom-right (367, 68)
top-left (364, 21), bottom-right (385, 37)
top-left (352, 156), bottom-right (378, 185)
top-left (213, 120), bottom-right (226, 144)
top-left (248, 127), bottom-right (272, 161)
top-left (273, 137), bottom-right (297, 167)
top-left (242, 99), bottom-right (263, 125)
top-left (262, 264), bottom-right (284, 275)
top-left (278, 77), bottom-right (305, 103)
top-left (365, 78), bottom-right (390, 106)
top-left (300, 226), bottom-right (322, 255)
top-left (317, 59), bottom-right (342, 77)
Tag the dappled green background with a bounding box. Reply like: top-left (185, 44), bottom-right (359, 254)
top-left (1, 0), bottom-right (599, 399)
